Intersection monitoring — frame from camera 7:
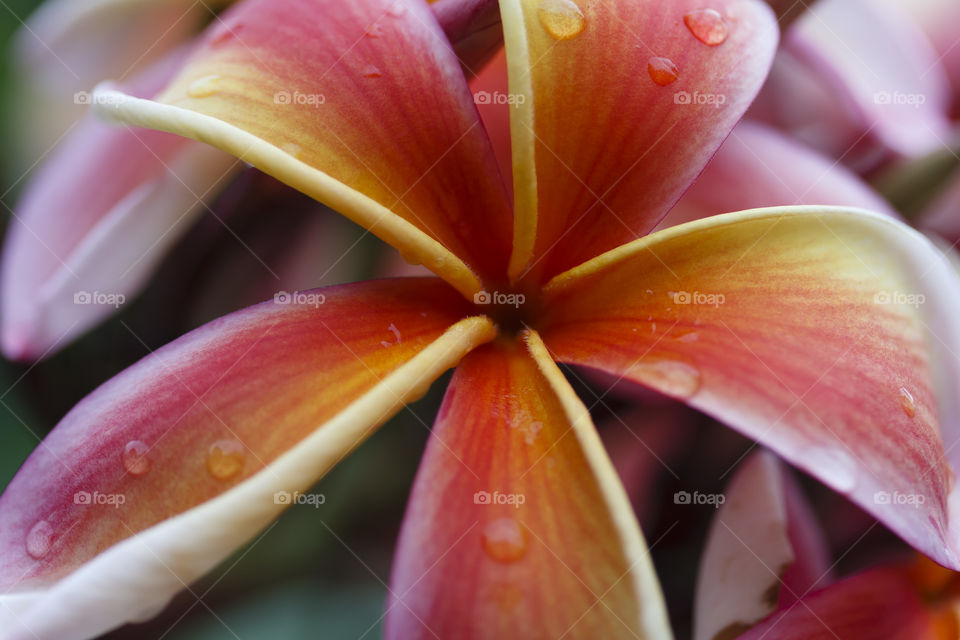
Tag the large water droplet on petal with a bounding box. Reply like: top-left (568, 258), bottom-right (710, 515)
top-left (628, 357), bottom-right (701, 398)
top-left (898, 386), bottom-right (917, 419)
top-left (26, 520), bottom-right (54, 559)
top-left (537, 0), bottom-right (586, 40)
top-left (482, 518), bottom-right (527, 563)
top-left (683, 9), bottom-right (729, 46)
top-left (187, 74), bottom-right (221, 98)
top-left (361, 64), bottom-right (383, 78)
top-left (647, 57), bottom-right (679, 86)
top-left (366, 23), bottom-right (384, 38)
top-left (122, 440), bottom-right (152, 477)
top-left (206, 439), bottom-right (246, 481)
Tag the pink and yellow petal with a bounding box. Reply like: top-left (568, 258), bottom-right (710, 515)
top-left (94, 0), bottom-right (512, 294)
top-left (694, 450), bottom-right (831, 640)
top-left (658, 119), bottom-right (897, 231)
top-left (385, 332), bottom-right (670, 639)
top-left (499, 0), bottom-right (778, 282)
top-left (0, 278), bottom-right (494, 640)
top-left (540, 206), bottom-right (960, 568)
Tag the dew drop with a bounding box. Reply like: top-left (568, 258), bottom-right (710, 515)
top-left (537, 0), bottom-right (586, 40)
top-left (211, 24), bottom-right (242, 46)
top-left (683, 9), bottom-right (729, 46)
top-left (281, 142), bottom-right (302, 158)
top-left (206, 439), bottom-right (246, 481)
top-left (386, 2), bottom-right (406, 17)
top-left (482, 518), bottom-right (527, 563)
top-left (898, 386), bottom-right (916, 419)
top-left (26, 520), bottom-right (54, 559)
top-left (361, 64), bottom-right (382, 78)
top-left (187, 74), bottom-right (221, 98)
top-left (628, 357), bottom-right (701, 398)
top-left (647, 57), bottom-right (679, 86)
top-left (380, 323), bottom-right (402, 348)
top-left (522, 420), bottom-right (544, 445)
top-left (365, 23), bottom-right (384, 38)
top-left (672, 328), bottom-right (700, 344)
top-left (122, 440), bottom-right (152, 477)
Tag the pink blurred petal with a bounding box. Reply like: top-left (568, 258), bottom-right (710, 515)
top-left (1, 52), bottom-right (239, 361)
top-left (694, 450), bottom-right (831, 640)
top-left (431, 0), bottom-right (502, 76)
top-left (659, 120), bottom-right (897, 231)
top-left (752, 0), bottom-right (952, 170)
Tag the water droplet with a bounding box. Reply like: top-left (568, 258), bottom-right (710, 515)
top-left (898, 387), bottom-right (916, 418)
top-left (537, 0), bottom-right (586, 40)
top-left (522, 421), bottom-right (543, 445)
top-left (187, 74), bottom-right (221, 98)
top-left (281, 142), bottom-right (302, 158)
top-left (380, 323), bottom-right (402, 348)
top-left (26, 520), bottom-right (53, 559)
top-left (647, 57), bottom-right (679, 86)
top-left (206, 439), bottom-right (246, 481)
top-left (365, 23), bottom-right (384, 38)
top-left (672, 328), bottom-right (700, 344)
top-left (482, 518), bottom-right (527, 563)
top-left (683, 9), bottom-right (729, 46)
top-left (628, 357), bottom-right (701, 398)
top-left (211, 24), bottom-right (242, 45)
top-left (361, 64), bottom-right (382, 78)
top-left (386, 2), bottom-right (406, 17)
top-left (122, 440), bottom-right (151, 476)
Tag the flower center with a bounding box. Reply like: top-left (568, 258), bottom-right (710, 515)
top-left (470, 284), bottom-right (541, 335)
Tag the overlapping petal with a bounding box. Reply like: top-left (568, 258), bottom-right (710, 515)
top-left (694, 451), bottom-right (831, 640)
top-left (93, 0), bottom-right (513, 296)
top-left (540, 206), bottom-right (960, 568)
top-left (385, 332), bottom-right (670, 639)
top-left (0, 278), bottom-right (494, 640)
top-left (12, 0), bottom-right (216, 156)
top-left (658, 120), bottom-right (896, 231)
top-left (2, 49), bottom-right (240, 361)
top-left (499, 0), bottom-right (778, 282)
top-left (736, 569), bottom-right (952, 640)
top-left (431, 0), bottom-right (504, 76)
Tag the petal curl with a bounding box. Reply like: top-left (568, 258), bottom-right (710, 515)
top-left (385, 331), bottom-right (671, 639)
top-left (540, 206), bottom-right (960, 568)
top-left (499, 0), bottom-right (778, 281)
top-left (93, 0), bottom-right (513, 296)
top-left (694, 450), bottom-right (831, 640)
top-left (0, 278), bottom-right (494, 640)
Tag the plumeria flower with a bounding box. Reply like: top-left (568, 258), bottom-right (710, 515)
top-left (1, 0), bottom-right (500, 361)
top-left (695, 450), bottom-right (960, 639)
top-left (4, 0), bottom-right (960, 638)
